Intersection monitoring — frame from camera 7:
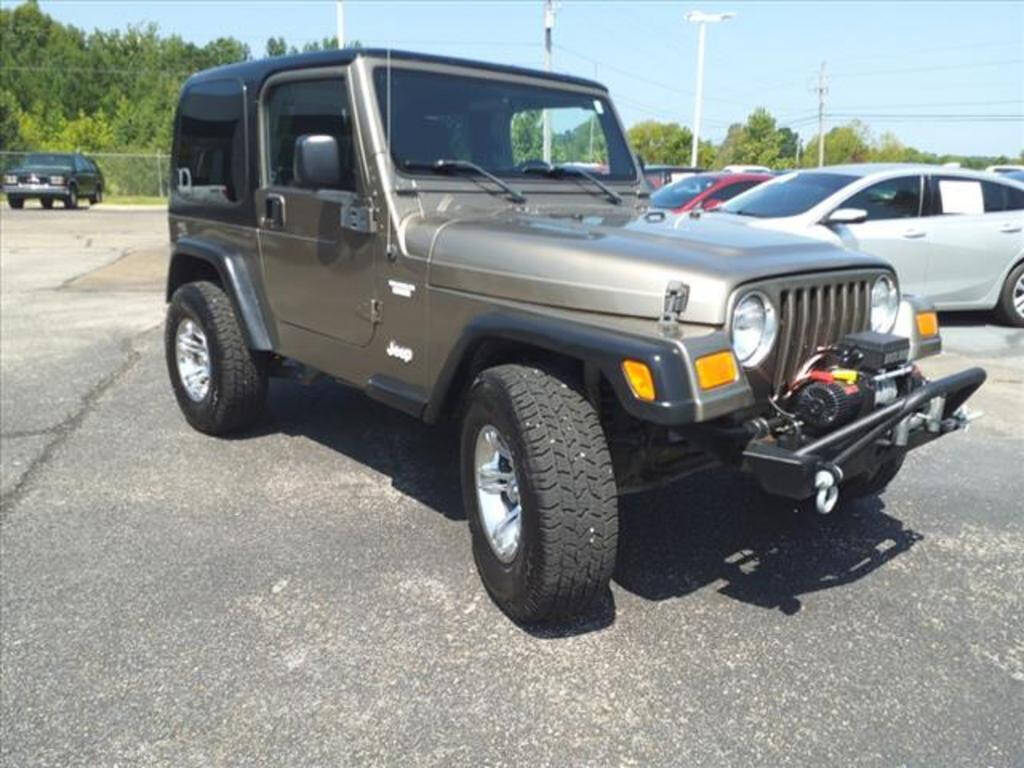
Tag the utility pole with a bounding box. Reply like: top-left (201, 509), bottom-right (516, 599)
top-left (685, 11), bottom-right (735, 168)
top-left (543, 0), bottom-right (556, 163)
top-left (815, 60), bottom-right (828, 167)
top-left (336, 0), bottom-right (345, 49)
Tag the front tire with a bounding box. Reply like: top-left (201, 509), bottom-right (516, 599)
top-left (41, 197), bottom-right (53, 209)
top-left (842, 454), bottom-right (906, 500)
top-left (995, 261), bottom-right (1024, 327)
top-left (64, 186), bottom-right (78, 209)
top-left (461, 365), bottom-right (618, 623)
top-left (164, 281), bottom-right (268, 435)
top-left (7, 196), bottom-right (24, 209)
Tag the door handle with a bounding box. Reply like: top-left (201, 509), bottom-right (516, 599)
top-left (901, 228), bottom-right (925, 239)
top-left (261, 194), bottom-right (285, 229)
top-left (999, 223), bottom-right (1022, 233)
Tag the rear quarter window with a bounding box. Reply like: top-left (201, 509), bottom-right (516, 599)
top-left (173, 79), bottom-right (246, 208)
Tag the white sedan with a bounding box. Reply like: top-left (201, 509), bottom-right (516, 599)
top-left (692, 164), bottom-right (1024, 326)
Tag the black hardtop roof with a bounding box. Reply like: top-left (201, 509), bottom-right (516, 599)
top-left (185, 48), bottom-right (608, 92)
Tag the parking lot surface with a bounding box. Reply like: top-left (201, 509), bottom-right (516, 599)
top-left (2, 208), bottom-right (1022, 766)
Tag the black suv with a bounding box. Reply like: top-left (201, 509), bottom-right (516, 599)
top-left (2, 152), bottom-right (104, 209)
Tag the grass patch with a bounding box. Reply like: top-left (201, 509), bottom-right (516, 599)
top-left (103, 195), bottom-right (167, 206)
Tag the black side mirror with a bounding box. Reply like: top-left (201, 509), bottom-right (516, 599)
top-left (293, 134), bottom-right (341, 189)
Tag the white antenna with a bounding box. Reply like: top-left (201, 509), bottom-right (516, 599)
top-left (336, 0), bottom-right (345, 49)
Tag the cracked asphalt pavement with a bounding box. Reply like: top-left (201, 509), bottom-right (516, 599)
top-left (1, 207), bottom-right (1022, 766)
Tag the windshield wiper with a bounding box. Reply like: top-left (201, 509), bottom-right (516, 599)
top-left (403, 159), bottom-right (526, 203)
top-left (523, 163), bottom-right (623, 204)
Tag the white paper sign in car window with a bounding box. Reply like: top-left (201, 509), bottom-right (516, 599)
top-left (939, 179), bottom-right (983, 215)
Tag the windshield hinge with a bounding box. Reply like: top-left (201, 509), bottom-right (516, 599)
top-left (658, 281), bottom-right (689, 336)
top-left (341, 199), bottom-right (376, 234)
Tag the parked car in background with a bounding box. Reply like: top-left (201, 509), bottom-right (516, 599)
top-left (649, 171), bottom-right (771, 214)
top-left (2, 152), bottom-right (104, 209)
top-left (986, 164), bottom-right (1024, 175)
top-left (706, 164), bottom-right (1024, 325)
top-left (642, 164), bottom-right (702, 189)
top-left (1005, 170), bottom-right (1024, 183)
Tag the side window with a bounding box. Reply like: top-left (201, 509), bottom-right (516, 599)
top-left (174, 79), bottom-right (246, 206)
top-left (73, 156), bottom-right (85, 172)
top-left (843, 176), bottom-right (921, 220)
top-left (264, 77), bottom-right (355, 190)
top-left (714, 180), bottom-right (759, 202)
top-left (931, 176), bottom-right (984, 216)
top-left (981, 180), bottom-right (1024, 212)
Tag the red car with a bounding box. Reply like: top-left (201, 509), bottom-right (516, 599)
top-left (649, 172), bottom-right (772, 213)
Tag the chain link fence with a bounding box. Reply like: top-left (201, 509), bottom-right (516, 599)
top-left (1, 151), bottom-right (171, 198)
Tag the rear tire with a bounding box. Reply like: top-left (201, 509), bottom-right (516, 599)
top-left (461, 364), bottom-right (618, 623)
top-left (995, 261), bottom-right (1024, 327)
top-left (90, 185), bottom-right (102, 205)
top-left (7, 196), bottom-right (23, 209)
top-left (41, 197), bottom-right (53, 209)
top-left (165, 281), bottom-right (268, 435)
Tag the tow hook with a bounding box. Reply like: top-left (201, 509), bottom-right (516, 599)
top-left (814, 465), bottom-right (843, 515)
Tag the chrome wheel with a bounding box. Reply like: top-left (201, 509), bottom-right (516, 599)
top-left (175, 318), bottom-right (211, 402)
top-left (1014, 273), bottom-right (1024, 319)
top-left (474, 424), bottom-right (522, 563)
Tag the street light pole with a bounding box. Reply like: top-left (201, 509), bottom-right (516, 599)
top-left (685, 10), bottom-right (734, 168)
top-left (336, 0), bottom-right (345, 49)
top-left (543, 0), bottom-right (556, 163)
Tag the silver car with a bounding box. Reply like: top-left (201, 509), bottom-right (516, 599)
top-left (695, 164), bottom-right (1024, 326)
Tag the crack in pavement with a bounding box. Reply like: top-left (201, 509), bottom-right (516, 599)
top-left (0, 326), bottom-right (158, 519)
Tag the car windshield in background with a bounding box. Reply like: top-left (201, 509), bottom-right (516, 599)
top-left (651, 175), bottom-right (717, 208)
top-left (722, 171), bottom-right (856, 218)
top-left (24, 153), bottom-right (73, 167)
top-left (373, 67), bottom-right (636, 180)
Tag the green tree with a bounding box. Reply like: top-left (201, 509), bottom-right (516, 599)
top-left (510, 110), bottom-right (543, 163)
top-left (0, 89), bottom-right (22, 150)
top-left (626, 120), bottom-right (691, 164)
top-left (712, 108), bottom-right (785, 168)
top-left (266, 37), bottom-right (287, 57)
top-left (800, 121), bottom-right (871, 167)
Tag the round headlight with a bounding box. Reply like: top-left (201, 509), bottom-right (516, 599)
top-left (731, 291), bottom-right (778, 366)
top-left (870, 275), bottom-right (899, 332)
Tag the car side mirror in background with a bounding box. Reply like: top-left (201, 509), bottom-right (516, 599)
top-left (293, 134), bottom-right (341, 189)
top-left (825, 207), bottom-right (868, 225)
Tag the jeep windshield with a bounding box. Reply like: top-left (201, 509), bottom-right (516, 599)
top-left (373, 67), bottom-right (636, 181)
top-left (721, 171), bottom-right (856, 218)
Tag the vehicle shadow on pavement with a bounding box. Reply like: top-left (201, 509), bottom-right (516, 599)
top-left (252, 380), bottom-right (921, 628)
top-left (615, 468), bottom-right (923, 615)
top-left (257, 379), bottom-right (466, 520)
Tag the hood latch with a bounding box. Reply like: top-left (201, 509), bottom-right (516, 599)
top-left (658, 281), bottom-right (689, 336)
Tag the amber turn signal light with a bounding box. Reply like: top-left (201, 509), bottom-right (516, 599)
top-left (622, 359), bottom-right (656, 402)
top-left (695, 350), bottom-right (739, 390)
top-left (916, 311), bottom-right (939, 337)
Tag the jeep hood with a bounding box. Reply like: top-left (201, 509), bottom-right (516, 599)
top-left (408, 210), bottom-right (888, 325)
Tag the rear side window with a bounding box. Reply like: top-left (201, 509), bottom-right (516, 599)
top-left (263, 77), bottom-right (356, 190)
top-left (981, 180), bottom-right (1024, 212)
top-left (174, 79), bottom-right (246, 206)
top-left (843, 176), bottom-right (921, 220)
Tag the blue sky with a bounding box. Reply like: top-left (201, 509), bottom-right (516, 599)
top-left (18, 0), bottom-right (1024, 156)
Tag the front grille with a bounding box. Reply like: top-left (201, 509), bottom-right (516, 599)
top-left (772, 279), bottom-right (872, 391)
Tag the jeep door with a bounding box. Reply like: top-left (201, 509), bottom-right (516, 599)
top-left (255, 70), bottom-right (376, 347)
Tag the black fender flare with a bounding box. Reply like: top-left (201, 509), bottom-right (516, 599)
top-left (166, 236), bottom-right (274, 351)
top-left (423, 310), bottom-right (753, 426)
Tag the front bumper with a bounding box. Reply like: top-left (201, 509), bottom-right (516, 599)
top-left (742, 366), bottom-right (986, 504)
top-left (3, 184), bottom-right (68, 197)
